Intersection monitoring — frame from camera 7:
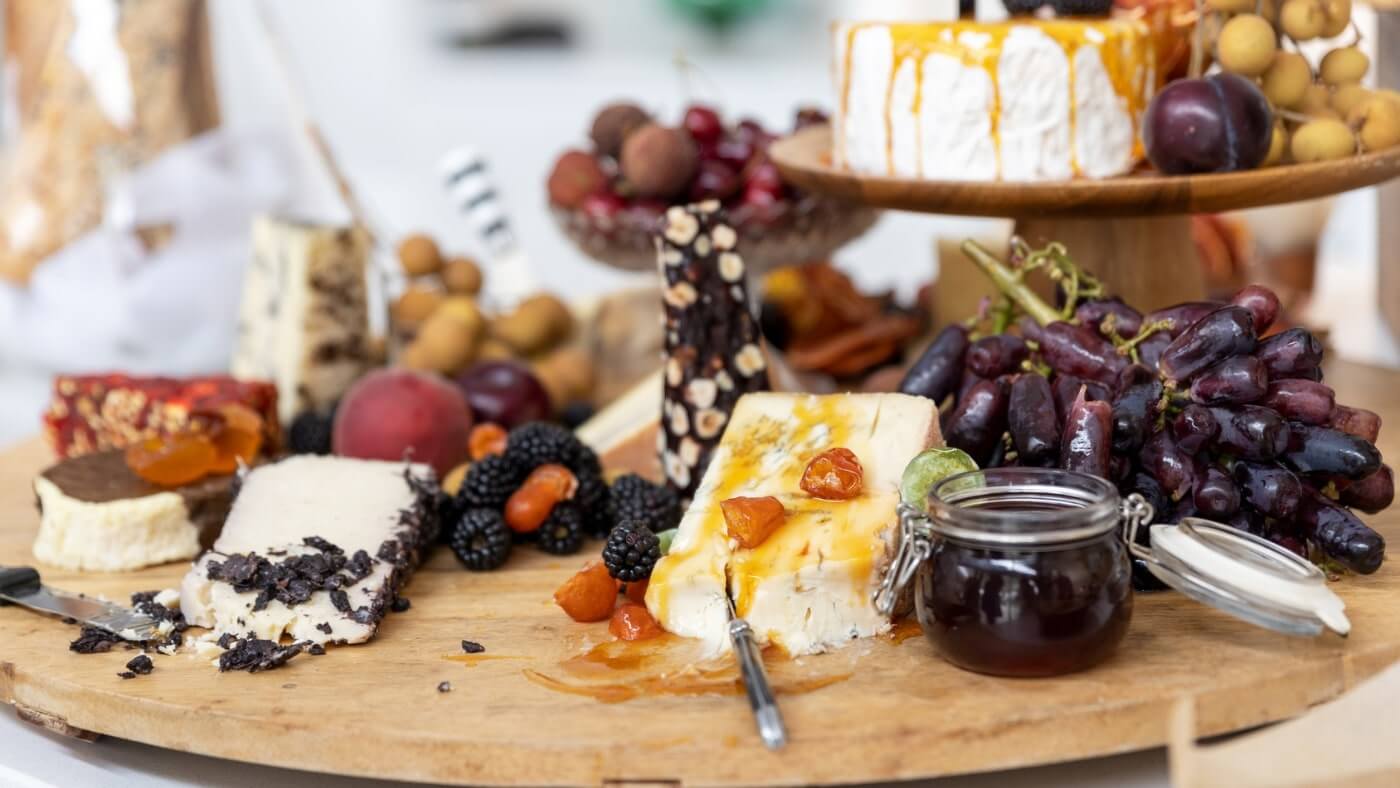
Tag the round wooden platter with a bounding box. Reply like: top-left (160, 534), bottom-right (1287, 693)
top-left (770, 125), bottom-right (1400, 219)
top-left (3, 361), bottom-right (1400, 787)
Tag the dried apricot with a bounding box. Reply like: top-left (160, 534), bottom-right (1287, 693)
top-left (623, 578), bottom-right (649, 605)
top-left (720, 496), bottom-right (787, 549)
top-left (125, 434), bottom-right (219, 487)
top-left (207, 403), bottom-right (265, 473)
top-left (800, 447), bottom-right (863, 500)
top-left (505, 464), bottom-right (578, 533)
top-left (609, 603), bottom-right (663, 641)
top-left (554, 562), bottom-right (619, 623)
top-left (468, 423), bottom-right (508, 461)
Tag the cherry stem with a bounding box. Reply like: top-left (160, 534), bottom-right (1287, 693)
top-left (960, 240), bottom-right (1061, 327)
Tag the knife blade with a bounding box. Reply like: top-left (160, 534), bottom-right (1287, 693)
top-left (0, 566), bottom-right (160, 642)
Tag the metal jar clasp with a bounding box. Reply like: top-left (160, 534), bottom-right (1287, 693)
top-left (873, 502), bottom-right (934, 616)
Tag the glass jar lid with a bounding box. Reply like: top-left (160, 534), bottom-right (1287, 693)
top-left (1135, 517), bottom-right (1350, 637)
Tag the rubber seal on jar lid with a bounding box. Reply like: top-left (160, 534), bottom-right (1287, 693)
top-left (1143, 519), bottom-right (1350, 637)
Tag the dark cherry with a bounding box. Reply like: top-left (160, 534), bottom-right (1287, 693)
top-left (713, 137), bottom-right (755, 171)
top-left (454, 361), bottom-right (552, 429)
top-left (1143, 73), bottom-right (1273, 175)
top-left (579, 191), bottom-right (625, 223)
top-left (682, 104), bottom-right (724, 146)
top-left (689, 160), bottom-right (740, 201)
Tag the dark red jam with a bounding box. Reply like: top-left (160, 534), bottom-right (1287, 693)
top-left (915, 504), bottom-right (1133, 678)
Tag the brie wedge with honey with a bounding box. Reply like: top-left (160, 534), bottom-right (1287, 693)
top-left (833, 19), bottom-right (1158, 181)
top-left (645, 392), bottom-right (942, 656)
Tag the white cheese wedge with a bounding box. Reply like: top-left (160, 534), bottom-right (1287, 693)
top-left (646, 393), bottom-right (942, 656)
top-left (833, 19), bottom-right (1157, 182)
top-left (232, 216), bottom-right (372, 424)
top-left (180, 456), bottom-right (435, 646)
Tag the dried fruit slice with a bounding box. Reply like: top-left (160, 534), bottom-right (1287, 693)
top-left (125, 434), bottom-right (220, 487)
top-left (554, 562), bottom-right (620, 623)
top-left (468, 423), bottom-right (508, 461)
top-left (206, 403), bottom-right (266, 473)
top-left (800, 447), bottom-right (864, 500)
top-left (720, 496), bottom-right (788, 549)
top-left (610, 602), bottom-right (664, 641)
top-left (505, 464), bottom-right (579, 533)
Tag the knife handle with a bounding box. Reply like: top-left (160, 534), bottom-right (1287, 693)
top-left (0, 566), bottom-right (41, 603)
top-left (728, 616), bottom-right (788, 750)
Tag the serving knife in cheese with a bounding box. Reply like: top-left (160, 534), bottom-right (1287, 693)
top-left (0, 566), bottom-right (160, 641)
top-left (726, 591), bottom-right (788, 750)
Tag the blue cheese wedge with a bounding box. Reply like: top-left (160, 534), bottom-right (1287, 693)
top-left (232, 216), bottom-right (371, 424)
top-left (646, 392), bottom-right (942, 656)
top-left (179, 456), bottom-right (437, 646)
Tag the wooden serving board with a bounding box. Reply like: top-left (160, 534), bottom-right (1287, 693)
top-left (3, 361), bottom-right (1400, 787)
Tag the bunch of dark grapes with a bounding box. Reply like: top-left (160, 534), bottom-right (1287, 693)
top-left (900, 240), bottom-right (1391, 588)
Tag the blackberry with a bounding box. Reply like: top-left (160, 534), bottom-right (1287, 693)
top-left (1049, 0), bottom-right (1111, 15)
top-left (608, 474), bottom-right (681, 533)
top-left (288, 409), bottom-right (335, 455)
top-left (505, 422), bottom-right (601, 478)
top-left (456, 454), bottom-right (527, 510)
top-left (576, 473), bottom-right (612, 537)
top-left (1003, 0), bottom-right (1045, 14)
top-left (448, 509), bottom-right (513, 571)
top-left (536, 502), bottom-right (586, 555)
top-left (559, 401), bottom-right (596, 430)
top-left (602, 521), bottom-right (661, 582)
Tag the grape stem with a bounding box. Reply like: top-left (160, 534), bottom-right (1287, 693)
top-left (959, 240), bottom-right (1061, 326)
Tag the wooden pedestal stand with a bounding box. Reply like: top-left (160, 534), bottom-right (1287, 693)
top-left (771, 126), bottom-right (1400, 312)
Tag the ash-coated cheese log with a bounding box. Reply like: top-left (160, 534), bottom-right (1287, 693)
top-left (656, 201), bottom-right (769, 499)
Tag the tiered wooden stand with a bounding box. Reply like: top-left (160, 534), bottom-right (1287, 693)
top-left (0, 361), bottom-right (1398, 786)
top-left (770, 125), bottom-right (1400, 311)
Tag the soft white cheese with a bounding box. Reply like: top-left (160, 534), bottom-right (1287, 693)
top-left (179, 456), bottom-right (432, 646)
top-left (833, 19), bottom-right (1153, 182)
top-left (647, 393), bottom-right (941, 657)
top-left (32, 477), bottom-right (202, 572)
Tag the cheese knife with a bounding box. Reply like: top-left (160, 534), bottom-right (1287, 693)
top-left (0, 566), bottom-right (160, 641)
top-left (726, 592), bottom-right (788, 750)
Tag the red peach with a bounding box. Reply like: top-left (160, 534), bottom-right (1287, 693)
top-left (332, 369), bottom-right (472, 476)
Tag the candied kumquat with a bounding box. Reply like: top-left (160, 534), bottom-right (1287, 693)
top-left (609, 603), bottom-right (664, 641)
top-left (623, 578), bottom-right (649, 605)
top-left (800, 447), bottom-right (863, 500)
top-left (554, 562), bottom-right (619, 623)
top-left (505, 464), bottom-right (579, 533)
top-left (720, 496), bottom-right (787, 549)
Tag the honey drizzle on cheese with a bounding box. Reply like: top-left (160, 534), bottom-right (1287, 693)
top-left (837, 18), bottom-right (1158, 179)
top-left (648, 396), bottom-right (899, 651)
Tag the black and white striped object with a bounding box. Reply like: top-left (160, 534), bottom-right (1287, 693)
top-left (439, 146), bottom-right (536, 307)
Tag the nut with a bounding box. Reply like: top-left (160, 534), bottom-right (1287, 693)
top-left (532, 347), bottom-right (596, 406)
top-left (392, 287), bottom-right (445, 327)
top-left (475, 338), bottom-right (516, 362)
top-left (490, 294), bottom-right (573, 355)
top-left (397, 234), bottom-right (442, 277)
top-left (411, 299), bottom-right (484, 373)
top-left (442, 257), bottom-right (483, 295)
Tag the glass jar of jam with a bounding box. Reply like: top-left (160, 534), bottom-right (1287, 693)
top-left (876, 468), bottom-right (1357, 679)
top-left (914, 469), bottom-right (1131, 678)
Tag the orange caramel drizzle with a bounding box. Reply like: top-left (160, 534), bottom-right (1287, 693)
top-left (838, 18), bottom-right (1160, 179)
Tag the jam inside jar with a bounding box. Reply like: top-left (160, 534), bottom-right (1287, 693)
top-left (915, 469), bottom-right (1132, 678)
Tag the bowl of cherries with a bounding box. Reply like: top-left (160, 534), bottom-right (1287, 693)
top-left (547, 102), bottom-right (880, 273)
